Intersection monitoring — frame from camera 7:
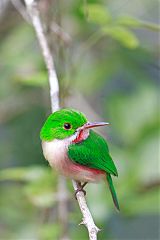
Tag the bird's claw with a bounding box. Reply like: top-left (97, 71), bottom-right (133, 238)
top-left (74, 182), bottom-right (88, 200)
top-left (75, 188), bottom-right (86, 199)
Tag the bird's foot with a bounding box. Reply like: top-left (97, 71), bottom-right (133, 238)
top-left (75, 182), bottom-right (88, 199)
top-left (75, 188), bottom-right (86, 199)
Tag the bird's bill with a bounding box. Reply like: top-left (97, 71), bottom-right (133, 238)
top-left (83, 122), bottom-right (110, 129)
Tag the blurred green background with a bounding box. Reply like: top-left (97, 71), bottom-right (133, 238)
top-left (0, 0), bottom-right (159, 239)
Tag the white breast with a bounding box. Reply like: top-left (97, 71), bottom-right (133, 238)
top-left (42, 138), bottom-right (69, 170)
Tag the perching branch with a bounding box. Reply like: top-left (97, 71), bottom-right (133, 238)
top-left (24, 0), bottom-right (100, 239)
top-left (72, 181), bottom-right (100, 240)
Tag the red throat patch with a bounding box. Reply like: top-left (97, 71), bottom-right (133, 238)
top-left (72, 130), bottom-right (84, 143)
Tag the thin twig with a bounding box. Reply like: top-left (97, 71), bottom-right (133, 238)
top-left (51, 22), bottom-right (71, 46)
top-left (11, 0), bottom-right (30, 23)
top-left (24, 0), bottom-right (100, 239)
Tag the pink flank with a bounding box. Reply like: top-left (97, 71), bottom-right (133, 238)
top-left (62, 155), bottom-right (106, 182)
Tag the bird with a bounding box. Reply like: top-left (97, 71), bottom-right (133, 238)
top-left (40, 108), bottom-right (120, 211)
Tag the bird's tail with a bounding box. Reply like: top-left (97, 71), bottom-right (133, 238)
top-left (106, 174), bottom-right (120, 211)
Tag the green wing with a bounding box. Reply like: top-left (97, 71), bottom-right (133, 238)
top-left (68, 130), bottom-right (118, 176)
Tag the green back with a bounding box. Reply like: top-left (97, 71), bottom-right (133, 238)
top-left (68, 130), bottom-right (118, 176)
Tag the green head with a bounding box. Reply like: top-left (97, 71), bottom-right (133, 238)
top-left (40, 108), bottom-right (88, 141)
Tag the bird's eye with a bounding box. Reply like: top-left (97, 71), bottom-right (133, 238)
top-left (64, 123), bottom-right (71, 130)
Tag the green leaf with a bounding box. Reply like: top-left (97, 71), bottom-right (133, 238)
top-left (116, 16), bottom-right (142, 28)
top-left (84, 4), bottom-right (112, 25)
top-left (116, 16), bottom-right (160, 31)
top-left (101, 26), bottom-right (139, 49)
top-left (15, 71), bottom-right (47, 87)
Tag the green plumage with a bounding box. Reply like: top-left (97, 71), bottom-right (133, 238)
top-left (68, 130), bottom-right (119, 210)
top-left (106, 174), bottom-right (120, 211)
top-left (68, 130), bottom-right (118, 176)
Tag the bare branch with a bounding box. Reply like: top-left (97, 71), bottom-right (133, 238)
top-left (51, 22), bottom-right (72, 46)
top-left (23, 0), bottom-right (100, 239)
top-left (72, 181), bottom-right (100, 240)
top-left (24, 0), bottom-right (59, 112)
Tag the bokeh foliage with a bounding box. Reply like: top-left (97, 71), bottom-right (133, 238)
top-left (0, 0), bottom-right (159, 239)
